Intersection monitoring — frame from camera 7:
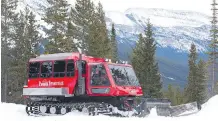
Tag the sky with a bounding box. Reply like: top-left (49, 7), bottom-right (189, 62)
top-left (88, 0), bottom-right (212, 15)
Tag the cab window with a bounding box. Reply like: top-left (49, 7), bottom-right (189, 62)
top-left (54, 60), bottom-right (65, 77)
top-left (40, 61), bottom-right (52, 78)
top-left (90, 64), bottom-right (110, 86)
top-left (29, 62), bottom-right (40, 78)
top-left (67, 60), bottom-right (75, 77)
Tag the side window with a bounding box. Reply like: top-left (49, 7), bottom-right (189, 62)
top-left (67, 60), bottom-right (75, 77)
top-left (54, 60), bottom-right (65, 77)
top-left (90, 64), bottom-right (110, 86)
top-left (40, 61), bottom-right (52, 78)
top-left (29, 62), bottom-right (40, 78)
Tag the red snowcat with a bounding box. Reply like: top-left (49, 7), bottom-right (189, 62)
top-left (23, 52), bottom-right (200, 117)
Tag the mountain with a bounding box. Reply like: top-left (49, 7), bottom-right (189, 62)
top-left (19, 0), bottom-right (211, 89)
top-left (105, 8), bottom-right (211, 89)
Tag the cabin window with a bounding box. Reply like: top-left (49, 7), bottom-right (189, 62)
top-left (54, 60), bottom-right (66, 77)
top-left (29, 62), bottom-right (40, 78)
top-left (40, 61), bottom-right (52, 78)
top-left (67, 60), bottom-right (75, 77)
top-left (90, 64), bottom-right (110, 86)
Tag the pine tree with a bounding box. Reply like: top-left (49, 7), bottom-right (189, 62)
top-left (63, 18), bottom-right (78, 52)
top-left (131, 34), bottom-right (146, 92)
top-left (215, 81), bottom-right (218, 94)
top-left (27, 11), bottom-right (42, 55)
top-left (1, 0), bottom-right (18, 102)
top-left (166, 84), bottom-right (175, 105)
top-left (43, 0), bottom-right (70, 53)
top-left (71, 1), bottom-right (111, 58)
top-left (185, 43), bottom-right (198, 103)
top-left (87, 18), bottom-right (103, 57)
top-left (110, 23), bottom-right (118, 62)
top-left (175, 87), bottom-right (184, 105)
top-left (208, 0), bottom-right (218, 96)
top-left (9, 11), bottom-right (26, 103)
top-left (70, 0), bottom-right (96, 54)
top-left (131, 19), bottom-right (162, 98)
top-left (9, 8), bottom-right (40, 103)
top-left (88, 2), bottom-right (111, 58)
top-left (196, 59), bottom-right (208, 103)
top-left (185, 46), bottom-right (207, 104)
top-left (163, 85), bottom-right (184, 105)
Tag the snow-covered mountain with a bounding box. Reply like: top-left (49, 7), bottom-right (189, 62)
top-left (105, 8), bottom-right (211, 53)
top-left (18, 0), bottom-right (211, 88)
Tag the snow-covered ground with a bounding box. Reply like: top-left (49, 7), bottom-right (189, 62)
top-left (0, 95), bottom-right (217, 121)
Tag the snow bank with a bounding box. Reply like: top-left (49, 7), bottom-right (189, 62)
top-left (195, 95), bottom-right (218, 117)
top-left (0, 95), bottom-right (217, 121)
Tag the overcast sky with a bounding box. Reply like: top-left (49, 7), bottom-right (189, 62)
top-left (89, 0), bottom-right (211, 15)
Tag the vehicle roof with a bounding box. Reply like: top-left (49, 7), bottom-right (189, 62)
top-left (29, 52), bottom-right (132, 67)
top-left (29, 52), bottom-right (105, 63)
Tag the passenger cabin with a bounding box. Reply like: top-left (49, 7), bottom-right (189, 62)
top-left (28, 52), bottom-right (105, 79)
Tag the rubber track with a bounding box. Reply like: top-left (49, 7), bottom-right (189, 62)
top-left (25, 101), bottom-right (133, 117)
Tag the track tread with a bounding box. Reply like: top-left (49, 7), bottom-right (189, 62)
top-left (25, 101), bottom-right (122, 116)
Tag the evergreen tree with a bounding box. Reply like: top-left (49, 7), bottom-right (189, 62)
top-left (71, 1), bottom-right (111, 58)
top-left (110, 23), bottom-right (118, 62)
top-left (175, 87), bottom-right (184, 105)
top-left (27, 11), bottom-right (42, 55)
top-left (9, 11), bottom-right (26, 103)
top-left (43, 0), bottom-right (70, 53)
top-left (196, 59), bottom-right (208, 103)
top-left (9, 8), bottom-right (40, 103)
top-left (131, 19), bottom-right (162, 98)
top-left (87, 2), bottom-right (111, 58)
top-left (163, 85), bottom-right (184, 105)
top-left (165, 84), bottom-right (175, 105)
top-left (70, 0), bottom-right (95, 54)
top-left (208, 0), bottom-right (218, 96)
top-left (215, 81), bottom-right (218, 94)
top-left (131, 34), bottom-right (145, 91)
top-left (185, 43), bottom-right (198, 103)
top-left (87, 17), bottom-right (103, 57)
top-left (64, 18), bottom-right (78, 52)
top-left (1, 0), bottom-right (18, 102)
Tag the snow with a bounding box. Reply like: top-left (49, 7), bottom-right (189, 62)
top-left (105, 8), bottom-right (210, 27)
top-left (0, 95), bottom-right (217, 121)
top-left (124, 8), bottom-right (210, 27)
top-left (106, 11), bottom-right (136, 26)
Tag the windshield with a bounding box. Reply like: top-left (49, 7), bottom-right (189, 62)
top-left (108, 64), bottom-right (140, 86)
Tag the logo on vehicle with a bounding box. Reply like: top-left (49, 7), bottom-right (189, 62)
top-left (39, 79), bottom-right (64, 86)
